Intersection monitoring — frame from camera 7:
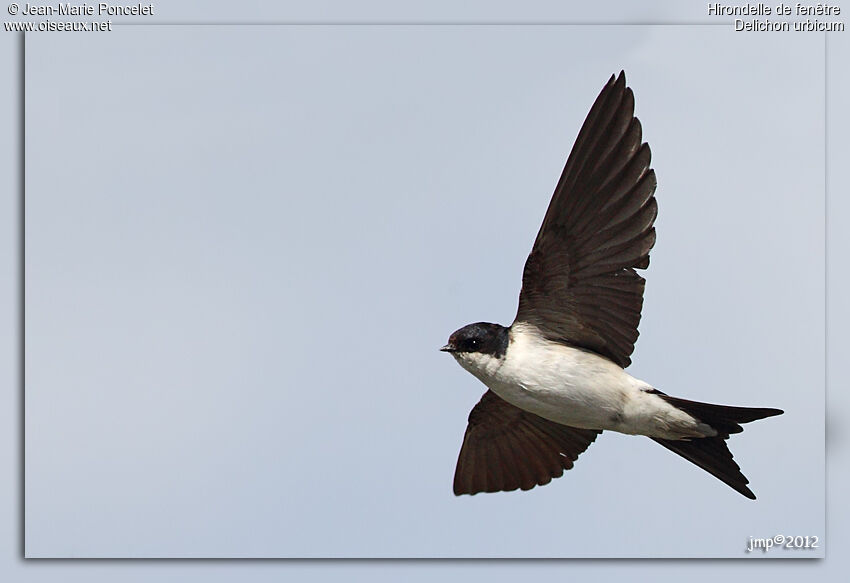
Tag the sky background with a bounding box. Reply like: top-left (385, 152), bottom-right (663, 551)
top-left (23, 14), bottom-right (824, 559)
top-left (2, 0), bottom-right (849, 579)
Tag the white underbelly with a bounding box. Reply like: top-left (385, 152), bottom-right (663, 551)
top-left (487, 343), bottom-right (637, 430)
top-left (453, 324), bottom-right (711, 438)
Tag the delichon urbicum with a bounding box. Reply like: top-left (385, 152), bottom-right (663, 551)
top-left (441, 72), bottom-right (782, 499)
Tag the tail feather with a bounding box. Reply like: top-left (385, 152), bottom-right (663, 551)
top-left (657, 393), bottom-right (782, 437)
top-left (651, 394), bottom-right (783, 499)
top-left (652, 435), bottom-right (756, 499)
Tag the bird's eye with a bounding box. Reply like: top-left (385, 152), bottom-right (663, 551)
top-left (467, 339), bottom-right (479, 350)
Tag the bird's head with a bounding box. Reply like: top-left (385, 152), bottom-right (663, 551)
top-left (441, 322), bottom-right (509, 377)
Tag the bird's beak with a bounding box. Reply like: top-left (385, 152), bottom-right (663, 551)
top-left (440, 344), bottom-right (455, 353)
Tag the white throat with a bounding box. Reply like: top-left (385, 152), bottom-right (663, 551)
top-left (452, 349), bottom-right (505, 385)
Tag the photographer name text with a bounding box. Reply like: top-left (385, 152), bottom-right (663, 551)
top-left (16, 2), bottom-right (153, 16)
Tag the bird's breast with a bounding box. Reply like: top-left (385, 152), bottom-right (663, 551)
top-left (482, 326), bottom-right (641, 429)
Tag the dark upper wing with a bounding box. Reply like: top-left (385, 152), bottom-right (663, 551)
top-left (453, 390), bottom-right (601, 495)
top-left (515, 71), bottom-right (657, 368)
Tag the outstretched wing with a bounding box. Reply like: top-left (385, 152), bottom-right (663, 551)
top-left (515, 71), bottom-right (657, 368)
top-left (453, 390), bottom-right (601, 495)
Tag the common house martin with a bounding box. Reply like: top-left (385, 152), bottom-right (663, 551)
top-left (441, 72), bottom-right (782, 499)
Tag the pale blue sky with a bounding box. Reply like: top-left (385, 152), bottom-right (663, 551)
top-left (23, 23), bottom-right (823, 557)
top-left (2, 0), bottom-right (849, 579)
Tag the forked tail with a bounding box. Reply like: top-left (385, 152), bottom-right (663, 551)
top-left (651, 393), bottom-right (783, 499)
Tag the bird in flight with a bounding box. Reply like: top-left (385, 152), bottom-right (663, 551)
top-left (441, 71), bottom-right (782, 499)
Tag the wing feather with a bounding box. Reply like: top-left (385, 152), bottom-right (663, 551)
top-left (453, 391), bottom-right (601, 495)
top-left (516, 72), bottom-right (657, 367)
